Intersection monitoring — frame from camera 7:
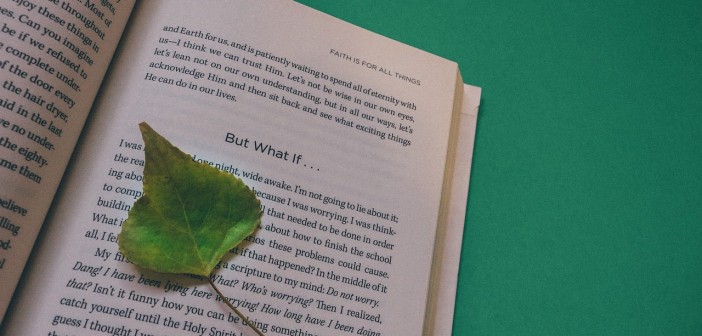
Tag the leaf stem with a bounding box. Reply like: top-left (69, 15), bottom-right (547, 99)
top-left (208, 276), bottom-right (265, 336)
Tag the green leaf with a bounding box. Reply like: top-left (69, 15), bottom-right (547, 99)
top-left (118, 122), bottom-right (261, 276)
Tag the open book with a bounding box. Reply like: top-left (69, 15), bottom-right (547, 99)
top-left (0, 1), bottom-right (480, 335)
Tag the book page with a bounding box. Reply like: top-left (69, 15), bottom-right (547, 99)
top-left (2, 1), bottom-right (462, 335)
top-left (0, 0), bottom-right (135, 320)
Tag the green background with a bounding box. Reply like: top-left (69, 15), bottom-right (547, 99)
top-left (299, 1), bottom-right (702, 335)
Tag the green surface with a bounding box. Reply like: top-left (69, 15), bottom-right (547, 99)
top-left (299, 1), bottom-right (702, 335)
